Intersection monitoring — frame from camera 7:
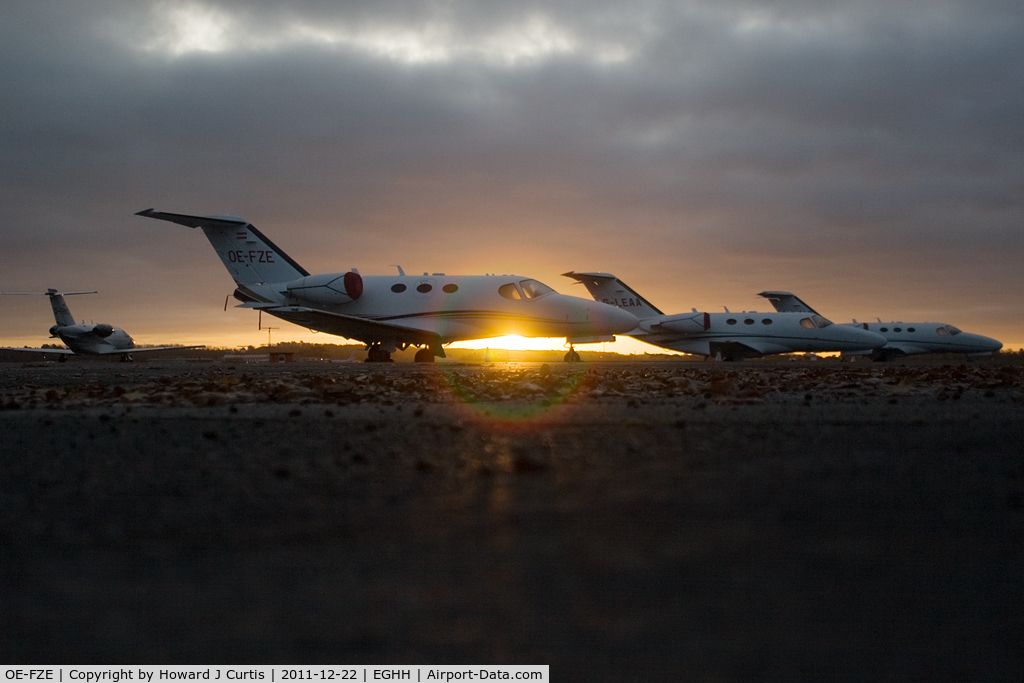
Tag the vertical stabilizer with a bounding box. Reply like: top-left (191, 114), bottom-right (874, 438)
top-left (136, 209), bottom-right (309, 286)
top-left (757, 291), bottom-right (820, 315)
top-left (46, 289), bottom-right (77, 326)
top-left (1, 289), bottom-right (96, 327)
top-left (562, 272), bottom-right (664, 320)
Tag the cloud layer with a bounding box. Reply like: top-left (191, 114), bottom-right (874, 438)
top-left (2, 0), bottom-right (1021, 347)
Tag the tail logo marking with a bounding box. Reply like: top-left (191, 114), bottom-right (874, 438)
top-left (227, 250), bottom-right (277, 264)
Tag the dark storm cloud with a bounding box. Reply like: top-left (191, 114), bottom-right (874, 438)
top-left (1, 0), bottom-right (1022, 342)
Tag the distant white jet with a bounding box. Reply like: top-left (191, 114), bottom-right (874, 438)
top-left (563, 272), bottom-right (887, 360)
top-left (1, 289), bottom-right (202, 361)
top-left (137, 209), bottom-right (638, 362)
top-left (758, 291), bottom-right (1003, 360)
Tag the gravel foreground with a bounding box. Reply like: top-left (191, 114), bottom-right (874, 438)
top-left (1, 359), bottom-right (1022, 680)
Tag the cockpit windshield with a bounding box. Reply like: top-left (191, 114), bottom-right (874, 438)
top-left (799, 315), bottom-right (833, 329)
top-left (519, 279), bottom-right (555, 299)
top-left (937, 324), bottom-right (962, 336)
top-left (498, 283), bottom-right (521, 300)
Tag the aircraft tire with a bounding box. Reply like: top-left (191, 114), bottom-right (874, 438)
top-left (414, 348), bottom-right (435, 363)
top-left (564, 350), bottom-right (581, 363)
top-left (365, 346), bottom-right (392, 363)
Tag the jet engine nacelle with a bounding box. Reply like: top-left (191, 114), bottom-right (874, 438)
top-left (285, 271), bottom-right (363, 306)
top-left (93, 323), bottom-right (114, 337)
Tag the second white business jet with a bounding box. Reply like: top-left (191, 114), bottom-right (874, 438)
top-left (563, 272), bottom-right (886, 360)
top-left (758, 291), bottom-right (1003, 359)
top-left (138, 209), bottom-right (637, 362)
top-left (1, 289), bottom-right (202, 361)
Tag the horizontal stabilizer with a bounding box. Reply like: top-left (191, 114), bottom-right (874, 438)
top-left (137, 208), bottom-right (309, 285)
top-left (562, 271), bottom-right (664, 319)
top-left (135, 209), bottom-right (248, 230)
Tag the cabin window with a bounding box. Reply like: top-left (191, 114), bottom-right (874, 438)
top-left (880, 327), bottom-right (889, 333)
top-left (800, 317), bottom-right (815, 329)
top-left (443, 284), bottom-right (458, 293)
top-left (744, 318), bottom-right (754, 325)
top-left (391, 284), bottom-right (406, 293)
top-left (498, 283), bottom-right (521, 300)
top-left (908, 327), bottom-right (916, 333)
top-left (762, 319), bottom-right (772, 325)
top-left (519, 279), bottom-right (555, 299)
top-left (417, 284), bottom-right (432, 293)
top-left (727, 319), bottom-right (737, 325)
top-left (894, 327), bottom-right (902, 332)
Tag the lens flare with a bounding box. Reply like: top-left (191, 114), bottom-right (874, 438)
top-left (429, 362), bottom-right (593, 425)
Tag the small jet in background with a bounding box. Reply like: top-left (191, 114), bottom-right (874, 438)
top-left (758, 291), bottom-right (1003, 360)
top-left (1, 289), bottom-right (203, 361)
top-left (138, 209), bottom-right (637, 362)
top-left (563, 272), bottom-right (886, 360)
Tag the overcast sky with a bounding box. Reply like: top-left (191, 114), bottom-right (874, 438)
top-left (1, 0), bottom-right (1021, 350)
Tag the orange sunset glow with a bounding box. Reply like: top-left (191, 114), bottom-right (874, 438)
top-left (1, 2), bottom-right (1021, 354)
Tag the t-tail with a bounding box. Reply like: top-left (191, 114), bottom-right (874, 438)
top-left (1, 289), bottom-right (96, 327)
top-left (136, 209), bottom-right (309, 288)
top-left (46, 289), bottom-right (79, 327)
top-left (562, 272), bottom-right (664, 321)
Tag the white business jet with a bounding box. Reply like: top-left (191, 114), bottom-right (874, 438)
top-left (758, 291), bottom-right (1003, 359)
top-left (137, 209), bottom-right (637, 362)
top-left (1, 289), bottom-right (202, 361)
top-left (562, 272), bottom-right (887, 360)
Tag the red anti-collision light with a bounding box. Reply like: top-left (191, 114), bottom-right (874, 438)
top-left (344, 271), bottom-right (363, 300)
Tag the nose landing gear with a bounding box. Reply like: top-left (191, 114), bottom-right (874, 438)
top-left (563, 344), bottom-right (581, 362)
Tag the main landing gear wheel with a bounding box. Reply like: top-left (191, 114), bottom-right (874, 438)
top-left (365, 345), bottom-right (393, 363)
top-left (414, 348), bottom-right (435, 363)
top-left (564, 346), bottom-right (581, 362)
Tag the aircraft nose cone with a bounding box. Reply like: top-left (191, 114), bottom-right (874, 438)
top-left (972, 334), bottom-right (1003, 353)
top-left (592, 301), bottom-right (639, 334)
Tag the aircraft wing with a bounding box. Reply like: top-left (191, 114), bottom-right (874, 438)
top-left (94, 345), bottom-right (206, 355)
top-left (262, 306), bottom-right (442, 347)
top-left (878, 342), bottom-right (930, 355)
top-left (0, 347), bottom-right (74, 355)
top-left (757, 291), bottom-right (820, 315)
top-left (712, 338), bottom-right (794, 356)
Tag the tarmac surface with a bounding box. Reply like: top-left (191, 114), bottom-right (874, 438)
top-left (1, 358), bottom-right (1022, 680)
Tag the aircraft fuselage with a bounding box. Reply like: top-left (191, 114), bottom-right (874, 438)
top-left (632, 311), bottom-right (885, 358)
top-left (843, 322), bottom-right (1002, 356)
top-left (53, 323), bottom-right (135, 355)
top-left (241, 272), bottom-right (637, 346)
